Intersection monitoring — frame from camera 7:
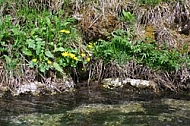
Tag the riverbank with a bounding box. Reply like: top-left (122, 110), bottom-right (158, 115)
top-left (0, 0), bottom-right (189, 95)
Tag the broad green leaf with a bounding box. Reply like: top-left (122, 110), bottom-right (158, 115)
top-left (62, 21), bottom-right (70, 26)
top-left (36, 40), bottom-right (45, 46)
top-left (54, 47), bottom-right (65, 52)
top-left (36, 44), bottom-right (42, 55)
top-left (46, 17), bottom-right (51, 26)
top-left (45, 50), bottom-right (54, 58)
top-left (53, 62), bottom-right (63, 73)
top-left (183, 44), bottom-right (188, 51)
top-left (29, 61), bottom-right (35, 68)
top-left (26, 39), bottom-right (36, 49)
top-left (1, 41), bottom-right (5, 46)
top-left (30, 28), bottom-right (39, 36)
top-left (4, 55), bottom-right (11, 64)
top-left (122, 11), bottom-right (135, 22)
top-left (35, 37), bottom-right (43, 42)
top-left (39, 64), bottom-right (46, 73)
top-left (39, 63), bottom-right (50, 73)
top-left (22, 49), bottom-right (32, 56)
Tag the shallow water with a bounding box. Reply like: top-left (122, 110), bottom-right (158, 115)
top-left (0, 88), bottom-right (190, 126)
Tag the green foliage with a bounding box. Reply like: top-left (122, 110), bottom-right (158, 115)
top-left (93, 30), bottom-right (187, 71)
top-left (3, 55), bottom-right (18, 71)
top-left (0, 5), bottom-right (91, 74)
top-left (122, 11), bottom-right (135, 23)
top-left (0, 0), bottom-right (189, 76)
top-left (136, 0), bottom-right (162, 6)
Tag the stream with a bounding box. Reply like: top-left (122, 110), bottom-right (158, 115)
top-left (0, 87), bottom-right (190, 126)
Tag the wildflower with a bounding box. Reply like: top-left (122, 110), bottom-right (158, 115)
top-left (60, 29), bottom-right (70, 34)
top-left (32, 58), bottom-right (37, 63)
top-left (68, 53), bottom-right (75, 58)
top-left (88, 43), bottom-right (93, 49)
top-left (62, 51), bottom-right (69, 57)
top-left (89, 42), bottom-right (93, 45)
top-left (88, 44), bottom-right (93, 49)
top-left (47, 60), bottom-right (52, 64)
top-left (73, 57), bottom-right (78, 61)
top-left (86, 57), bottom-right (90, 62)
top-left (81, 53), bottom-right (86, 57)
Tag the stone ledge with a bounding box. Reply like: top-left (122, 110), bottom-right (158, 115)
top-left (101, 78), bottom-right (159, 93)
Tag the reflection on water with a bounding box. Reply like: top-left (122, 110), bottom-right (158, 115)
top-left (0, 88), bottom-right (190, 126)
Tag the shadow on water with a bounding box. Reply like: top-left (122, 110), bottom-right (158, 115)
top-left (0, 87), bottom-right (190, 126)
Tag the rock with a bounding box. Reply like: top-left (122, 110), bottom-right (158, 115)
top-left (101, 78), bottom-right (159, 93)
top-left (15, 81), bottom-right (43, 96)
top-left (14, 80), bottom-right (75, 96)
top-left (128, 78), bottom-right (159, 93)
top-left (102, 78), bottom-right (123, 89)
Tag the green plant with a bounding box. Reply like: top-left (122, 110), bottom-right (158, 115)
top-left (93, 30), bottom-right (187, 71)
top-left (0, 3), bottom-right (92, 75)
top-left (22, 17), bottom-right (86, 73)
top-left (93, 30), bottom-right (133, 64)
top-left (136, 0), bottom-right (162, 6)
top-left (0, 15), bottom-right (27, 70)
top-left (122, 11), bottom-right (135, 23)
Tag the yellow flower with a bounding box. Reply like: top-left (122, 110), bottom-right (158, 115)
top-left (32, 58), bottom-right (37, 63)
top-left (60, 29), bottom-right (70, 34)
top-left (81, 53), bottom-right (86, 57)
top-left (47, 60), bottom-right (52, 64)
top-left (89, 42), bottom-right (93, 45)
top-left (86, 57), bottom-right (90, 62)
top-left (73, 57), bottom-right (78, 61)
top-left (62, 51), bottom-right (69, 57)
top-left (68, 53), bottom-right (75, 58)
top-left (88, 43), bottom-right (93, 49)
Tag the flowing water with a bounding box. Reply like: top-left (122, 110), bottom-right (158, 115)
top-left (0, 87), bottom-right (190, 126)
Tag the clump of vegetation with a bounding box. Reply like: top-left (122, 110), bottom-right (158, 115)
top-left (93, 30), bottom-right (185, 71)
top-left (0, 0), bottom-right (93, 90)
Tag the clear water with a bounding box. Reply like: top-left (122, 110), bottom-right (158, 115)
top-left (0, 88), bottom-right (190, 126)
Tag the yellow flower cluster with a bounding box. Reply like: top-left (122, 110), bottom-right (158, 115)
top-left (32, 58), bottom-right (37, 63)
top-left (81, 53), bottom-right (86, 57)
top-left (47, 60), bottom-right (52, 64)
top-left (80, 52), bottom-right (90, 62)
top-left (60, 29), bottom-right (70, 34)
top-left (87, 42), bottom-right (93, 49)
top-left (62, 51), bottom-right (78, 61)
top-left (86, 57), bottom-right (90, 62)
top-left (61, 51), bottom-right (69, 57)
top-left (61, 51), bottom-right (91, 62)
top-left (32, 58), bottom-right (53, 65)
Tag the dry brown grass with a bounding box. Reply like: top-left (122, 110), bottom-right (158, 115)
top-left (70, 0), bottom-right (190, 51)
top-left (133, 1), bottom-right (190, 50)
